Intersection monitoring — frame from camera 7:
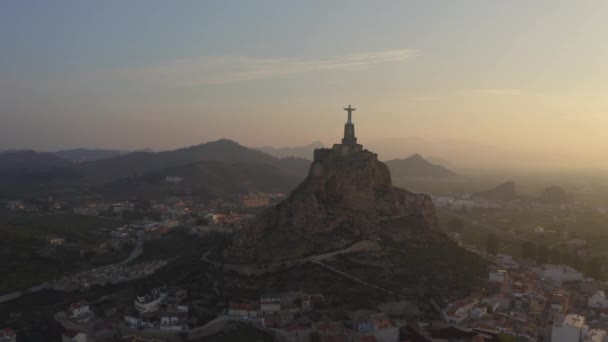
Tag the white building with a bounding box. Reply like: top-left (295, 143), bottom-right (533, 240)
top-left (0, 328), bottom-right (16, 342)
top-left (489, 270), bottom-right (508, 283)
top-left (551, 314), bottom-right (588, 342)
top-left (66, 301), bottom-right (93, 325)
top-left (160, 314), bottom-right (187, 331)
top-left (582, 329), bottom-right (608, 342)
top-left (135, 288), bottom-right (168, 314)
top-left (588, 291), bottom-right (608, 309)
top-left (260, 294), bottom-right (281, 315)
top-left (62, 330), bottom-right (87, 342)
top-left (533, 265), bottom-right (584, 283)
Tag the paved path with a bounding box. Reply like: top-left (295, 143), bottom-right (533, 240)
top-left (201, 240), bottom-right (380, 276)
top-left (311, 260), bottom-right (411, 299)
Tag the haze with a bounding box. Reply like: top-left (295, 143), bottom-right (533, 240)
top-left (2, 0), bottom-right (608, 170)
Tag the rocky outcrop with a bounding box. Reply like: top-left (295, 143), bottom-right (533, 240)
top-left (230, 146), bottom-right (437, 262)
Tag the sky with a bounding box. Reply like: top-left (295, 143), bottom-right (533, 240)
top-left (1, 1), bottom-right (608, 169)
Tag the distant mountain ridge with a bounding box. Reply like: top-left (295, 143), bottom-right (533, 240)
top-left (53, 148), bottom-right (127, 163)
top-left (385, 154), bottom-right (457, 180)
top-left (256, 141), bottom-right (325, 159)
top-left (475, 181), bottom-right (518, 201)
top-left (0, 139), bottom-right (310, 199)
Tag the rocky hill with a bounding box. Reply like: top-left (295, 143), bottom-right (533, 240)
top-left (385, 154), bottom-right (456, 180)
top-left (231, 145), bottom-right (438, 263)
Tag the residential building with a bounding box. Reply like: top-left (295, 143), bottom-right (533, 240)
top-left (228, 302), bottom-right (259, 317)
top-left (62, 330), bottom-right (87, 342)
top-left (0, 328), bottom-right (16, 342)
top-left (135, 287), bottom-right (167, 314)
top-left (588, 291), bottom-right (608, 309)
top-left (489, 270), bottom-right (508, 284)
top-left (159, 313), bottom-right (187, 331)
top-left (582, 329), bottom-right (608, 342)
top-left (443, 298), bottom-right (479, 324)
top-left (66, 301), bottom-right (94, 325)
top-left (551, 314), bottom-right (588, 342)
top-left (260, 294), bottom-right (281, 315)
top-left (533, 265), bottom-right (584, 283)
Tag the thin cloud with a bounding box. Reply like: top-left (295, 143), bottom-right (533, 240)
top-left (109, 49), bottom-right (419, 86)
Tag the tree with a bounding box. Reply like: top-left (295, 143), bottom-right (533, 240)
top-left (486, 233), bottom-right (499, 255)
top-left (522, 241), bottom-right (536, 260)
top-left (536, 244), bottom-right (549, 264)
top-left (586, 257), bottom-right (603, 280)
top-left (550, 247), bottom-right (562, 264)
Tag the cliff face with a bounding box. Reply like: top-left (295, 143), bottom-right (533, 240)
top-left (231, 146), bottom-right (437, 262)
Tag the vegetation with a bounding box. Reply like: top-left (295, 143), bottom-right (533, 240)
top-left (0, 214), bottom-right (126, 294)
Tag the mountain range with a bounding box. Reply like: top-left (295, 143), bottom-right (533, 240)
top-left (385, 154), bottom-right (457, 180)
top-left (0, 140), bottom-right (309, 199)
top-left (256, 141), bottom-right (325, 159)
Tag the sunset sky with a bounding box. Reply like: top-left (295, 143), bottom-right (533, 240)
top-left (2, 1), bottom-right (608, 169)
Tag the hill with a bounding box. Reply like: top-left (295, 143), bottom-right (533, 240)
top-left (98, 160), bottom-right (303, 200)
top-left (475, 181), bottom-right (518, 201)
top-left (0, 140), bottom-right (310, 199)
top-left (227, 112), bottom-right (488, 301)
top-left (256, 141), bottom-right (325, 159)
top-left (0, 150), bottom-right (75, 181)
top-left (53, 148), bottom-right (126, 163)
top-left (385, 154), bottom-right (457, 180)
top-left (75, 139), bottom-right (304, 185)
top-left (540, 186), bottom-right (573, 204)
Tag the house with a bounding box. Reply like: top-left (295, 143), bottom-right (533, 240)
top-left (488, 270), bottom-right (508, 284)
top-left (49, 236), bottom-right (65, 246)
top-left (228, 302), bottom-right (259, 317)
top-left (260, 293), bottom-right (281, 315)
top-left (159, 313), bottom-right (187, 331)
top-left (588, 291), bottom-right (608, 309)
top-left (62, 330), bottom-right (87, 342)
top-left (302, 294), bottom-right (325, 310)
top-left (135, 287), bottom-right (167, 314)
top-left (124, 314), bottom-right (155, 329)
top-left (582, 329), bottom-right (608, 342)
top-left (0, 328), bottom-right (16, 342)
top-left (533, 264), bottom-right (584, 283)
top-left (443, 297), bottom-right (479, 324)
top-left (551, 314), bottom-right (587, 342)
top-left (66, 300), bottom-right (94, 325)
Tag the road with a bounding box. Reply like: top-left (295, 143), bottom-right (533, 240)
top-left (121, 230), bottom-right (144, 264)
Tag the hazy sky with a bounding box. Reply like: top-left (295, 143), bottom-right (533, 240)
top-left (1, 1), bottom-right (608, 169)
